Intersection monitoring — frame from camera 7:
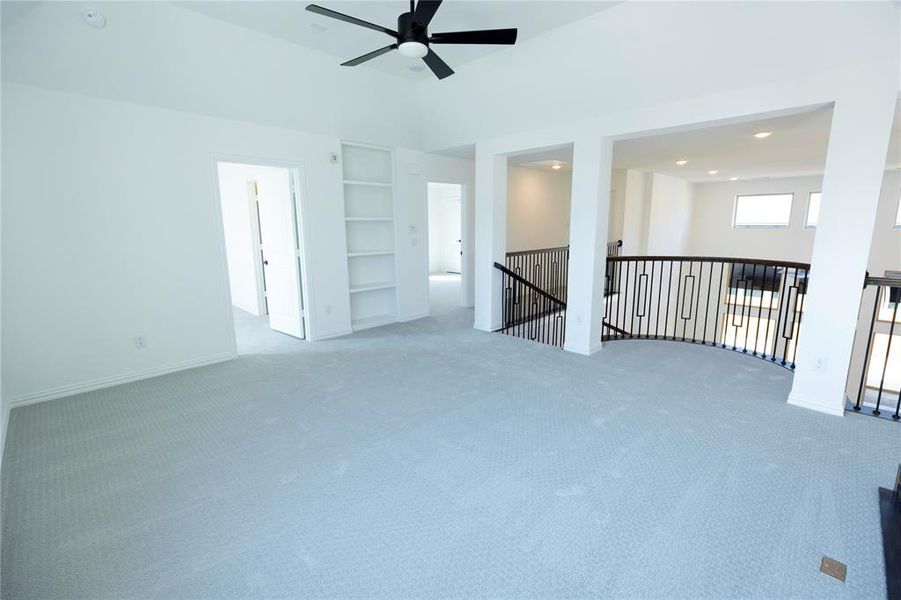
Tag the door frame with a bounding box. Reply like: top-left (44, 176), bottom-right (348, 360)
top-left (211, 154), bottom-right (315, 348)
top-left (425, 179), bottom-right (469, 309)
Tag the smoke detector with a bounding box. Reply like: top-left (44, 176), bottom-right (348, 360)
top-left (82, 8), bottom-right (106, 28)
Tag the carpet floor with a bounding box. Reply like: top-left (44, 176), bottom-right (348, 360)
top-left (2, 276), bottom-right (899, 599)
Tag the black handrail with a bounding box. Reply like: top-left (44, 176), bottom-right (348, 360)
top-left (607, 255), bottom-right (811, 270)
top-left (602, 255), bottom-right (810, 370)
top-left (494, 262), bottom-right (566, 306)
top-left (506, 245), bottom-right (569, 257)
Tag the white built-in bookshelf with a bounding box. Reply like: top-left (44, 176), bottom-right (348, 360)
top-left (342, 142), bottom-right (398, 331)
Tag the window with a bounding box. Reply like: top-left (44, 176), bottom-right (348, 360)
top-left (805, 192), bottom-right (821, 228)
top-left (895, 193), bottom-right (901, 228)
top-left (733, 193), bottom-right (793, 228)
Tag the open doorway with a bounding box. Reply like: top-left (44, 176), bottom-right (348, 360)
top-left (427, 182), bottom-right (463, 315)
top-left (217, 161), bottom-right (306, 353)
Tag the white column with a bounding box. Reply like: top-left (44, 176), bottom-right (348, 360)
top-left (564, 136), bottom-right (613, 355)
top-left (473, 147), bottom-right (507, 332)
top-left (787, 84), bottom-right (897, 416)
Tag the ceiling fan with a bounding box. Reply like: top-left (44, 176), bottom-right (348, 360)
top-left (305, 0), bottom-right (518, 80)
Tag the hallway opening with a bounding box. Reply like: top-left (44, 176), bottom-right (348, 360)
top-left (216, 161), bottom-right (307, 352)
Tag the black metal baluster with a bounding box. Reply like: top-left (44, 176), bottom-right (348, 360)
top-left (680, 261), bottom-right (692, 342)
top-left (622, 260), bottom-right (632, 337)
top-left (714, 261), bottom-right (726, 347)
top-left (855, 284), bottom-right (881, 411)
top-left (742, 263), bottom-right (757, 353)
top-left (674, 261), bottom-right (684, 340)
top-left (702, 261), bottom-right (713, 344)
top-left (647, 261), bottom-right (656, 339)
top-left (630, 260), bottom-right (641, 338)
top-left (789, 268), bottom-right (808, 368)
top-left (771, 268), bottom-right (786, 363)
top-left (753, 265), bottom-right (767, 356)
top-left (724, 263), bottom-right (735, 350)
top-left (779, 267), bottom-right (799, 366)
top-left (692, 261), bottom-right (704, 343)
top-left (664, 260), bottom-right (674, 340)
top-left (875, 295), bottom-right (900, 416)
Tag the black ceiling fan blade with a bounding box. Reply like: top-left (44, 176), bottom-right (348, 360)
top-left (341, 44), bottom-right (398, 66)
top-left (412, 0), bottom-right (442, 27)
top-left (422, 48), bottom-right (454, 80)
top-left (305, 4), bottom-right (397, 37)
top-left (430, 28), bottom-right (518, 45)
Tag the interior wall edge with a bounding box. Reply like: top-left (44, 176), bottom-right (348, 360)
top-left (4, 352), bottom-right (237, 409)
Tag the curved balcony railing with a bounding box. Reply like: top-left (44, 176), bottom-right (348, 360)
top-left (603, 255), bottom-right (810, 370)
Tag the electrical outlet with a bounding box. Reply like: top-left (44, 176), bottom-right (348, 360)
top-left (134, 336), bottom-right (147, 349)
top-left (815, 357), bottom-right (827, 373)
top-left (325, 304), bottom-right (332, 316)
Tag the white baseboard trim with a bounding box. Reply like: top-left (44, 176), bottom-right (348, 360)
top-left (564, 339), bottom-right (604, 356)
top-left (7, 352), bottom-right (237, 408)
top-left (786, 392), bottom-right (846, 417)
top-left (315, 327), bottom-right (354, 341)
top-left (398, 312), bottom-right (429, 323)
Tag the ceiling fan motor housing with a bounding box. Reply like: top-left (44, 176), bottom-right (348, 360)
top-left (397, 12), bottom-right (429, 58)
top-left (398, 12), bottom-right (428, 46)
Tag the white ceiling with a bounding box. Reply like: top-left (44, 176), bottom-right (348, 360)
top-left (0, 1), bottom-right (41, 29)
top-left (463, 102), bottom-right (901, 181)
top-left (508, 145), bottom-right (573, 171)
top-left (177, 1), bottom-right (619, 80)
top-left (613, 103), bottom-right (901, 182)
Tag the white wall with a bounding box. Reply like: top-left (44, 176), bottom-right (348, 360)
top-left (620, 170), bottom-right (651, 255)
top-left (688, 176), bottom-right (819, 262)
top-left (609, 169), bottom-right (627, 243)
top-left (646, 173), bottom-right (695, 255)
top-left (506, 167), bottom-right (572, 252)
top-left (1, 83), bottom-right (469, 405)
top-left (687, 172), bottom-right (901, 267)
top-left (427, 183), bottom-right (462, 274)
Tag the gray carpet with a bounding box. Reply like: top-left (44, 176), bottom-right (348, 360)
top-left (2, 276), bottom-right (899, 598)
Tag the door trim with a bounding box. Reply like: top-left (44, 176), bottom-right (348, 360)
top-left (211, 153), bottom-right (316, 346)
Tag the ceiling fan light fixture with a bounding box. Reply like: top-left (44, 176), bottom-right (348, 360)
top-left (398, 41), bottom-right (428, 58)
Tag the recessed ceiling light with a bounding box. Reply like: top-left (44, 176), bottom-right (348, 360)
top-left (753, 131), bottom-right (773, 139)
top-left (708, 170), bottom-right (719, 175)
top-left (82, 7), bottom-right (106, 28)
top-left (551, 164), bottom-right (562, 170)
top-left (729, 177), bottom-right (739, 181)
top-left (675, 160), bottom-right (688, 166)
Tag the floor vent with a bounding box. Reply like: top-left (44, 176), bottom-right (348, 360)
top-left (820, 556), bottom-right (847, 582)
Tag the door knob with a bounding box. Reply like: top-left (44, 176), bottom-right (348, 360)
top-left (263, 260), bottom-right (269, 266)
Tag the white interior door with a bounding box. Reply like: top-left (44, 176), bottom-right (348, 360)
top-left (254, 169), bottom-right (305, 338)
top-left (445, 198), bottom-right (462, 273)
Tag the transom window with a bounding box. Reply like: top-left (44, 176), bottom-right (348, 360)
top-left (895, 192), bottom-right (901, 228)
top-left (733, 193), bottom-right (793, 228)
top-left (805, 192), bottom-right (821, 228)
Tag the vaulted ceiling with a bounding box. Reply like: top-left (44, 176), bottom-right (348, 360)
top-left (178, 1), bottom-right (619, 80)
